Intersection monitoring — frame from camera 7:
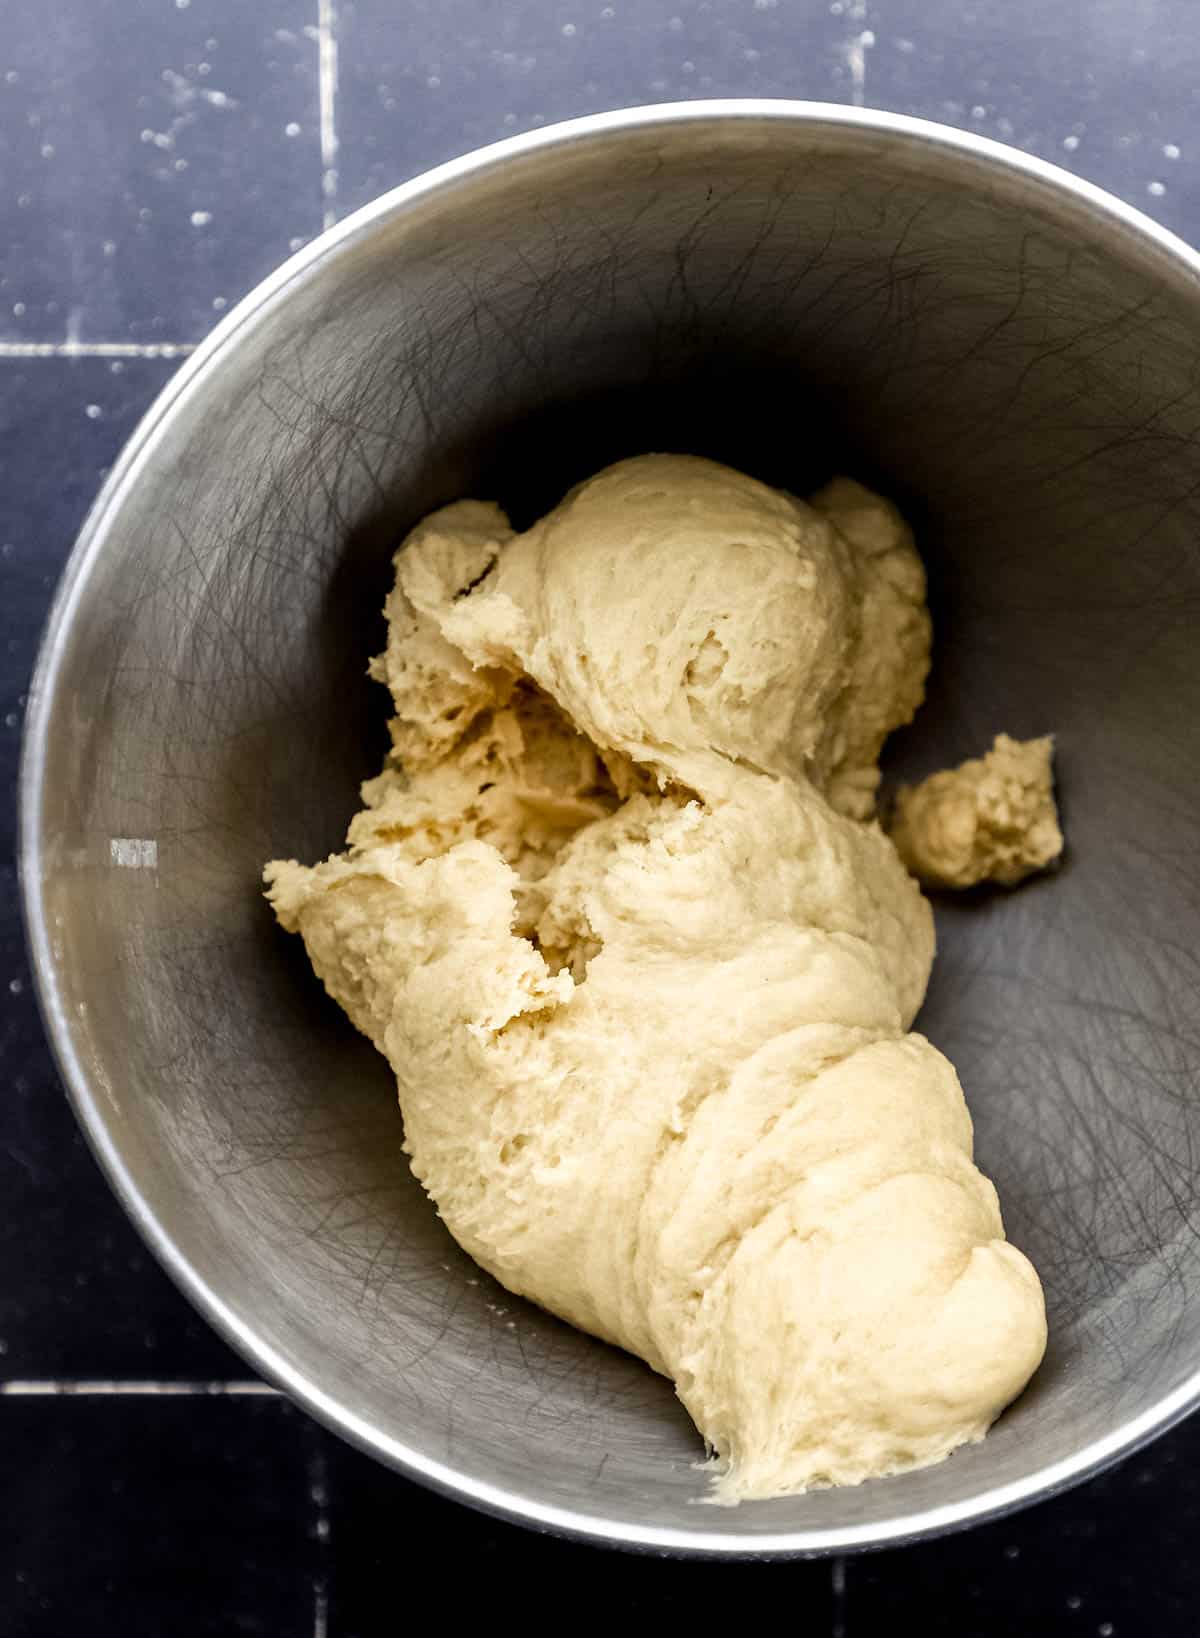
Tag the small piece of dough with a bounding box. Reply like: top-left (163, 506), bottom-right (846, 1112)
top-left (264, 455), bottom-right (1049, 1503)
top-left (889, 734), bottom-right (1063, 889)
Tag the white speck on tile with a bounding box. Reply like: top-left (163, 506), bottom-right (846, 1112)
top-left (4, 714), bottom-right (17, 730)
top-left (102, 240), bottom-right (116, 257)
top-left (668, 14), bottom-right (683, 30)
top-left (110, 838), bottom-right (158, 869)
top-left (205, 36), bottom-right (217, 49)
top-left (1004, 1544), bottom-right (1020, 1560)
top-left (600, 4), bottom-right (615, 14)
top-left (174, 157), bottom-right (187, 171)
top-left (681, 59), bottom-right (695, 74)
top-left (16, 194), bottom-right (31, 209)
top-left (4, 70), bottom-right (19, 85)
top-left (755, 0), bottom-right (778, 9)
top-left (1066, 1596), bottom-right (1083, 1611)
top-left (743, 46), bottom-right (760, 60)
top-left (12, 303), bottom-right (25, 317)
top-left (895, 36), bottom-right (914, 52)
top-left (426, 74), bottom-right (441, 88)
top-left (562, 21), bottom-right (577, 36)
top-left (190, 209), bottom-right (212, 226)
top-left (503, 111), bottom-right (516, 125)
top-left (1164, 142), bottom-right (1181, 159)
top-left (9, 976), bottom-right (23, 993)
top-left (201, 88), bottom-right (233, 108)
top-left (1098, 1626), bottom-right (1114, 1637)
top-left (649, 77), bottom-right (667, 92)
top-left (212, 295), bottom-right (227, 310)
top-left (84, 403), bottom-right (102, 420)
top-left (1063, 134), bottom-right (1080, 151)
top-left (285, 120), bottom-right (301, 136)
top-left (40, 143), bottom-right (55, 159)
top-left (175, 0), bottom-right (191, 9)
top-left (289, 235), bottom-right (306, 252)
top-left (1148, 180), bottom-right (1166, 196)
top-left (109, 361), bottom-right (124, 374)
top-left (970, 103), bottom-right (986, 119)
top-left (197, 61), bottom-right (211, 76)
top-left (153, 132), bottom-right (173, 149)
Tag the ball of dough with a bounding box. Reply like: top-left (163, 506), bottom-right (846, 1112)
top-left (264, 455), bottom-right (1047, 1503)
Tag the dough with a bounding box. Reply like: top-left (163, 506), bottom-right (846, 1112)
top-left (889, 734), bottom-right (1063, 889)
top-left (265, 454), bottom-right (1048, 1502)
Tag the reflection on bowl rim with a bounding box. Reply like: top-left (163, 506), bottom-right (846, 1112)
top-left (20, 99), bottom-right (1200, 1557)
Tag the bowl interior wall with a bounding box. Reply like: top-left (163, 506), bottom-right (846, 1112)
top-left (32, 114), bottom-right (1200, 1544)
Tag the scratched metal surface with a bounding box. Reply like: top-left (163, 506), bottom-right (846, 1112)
top-left (6, 0), bottom-right (1200, 1631)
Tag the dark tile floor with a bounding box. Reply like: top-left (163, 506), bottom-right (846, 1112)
top-left (4, 1), bottom-right (1199, 1631)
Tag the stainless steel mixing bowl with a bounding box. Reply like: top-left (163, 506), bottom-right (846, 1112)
top-left (21, 101), bottom-right (1200, 1555)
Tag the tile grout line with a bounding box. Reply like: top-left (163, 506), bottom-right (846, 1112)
top-left (843, 0), bottom-right (873, 108)
top-left (1, 1379), bottom-right (280, 1396)
top-left (310, 1444), bottom-right (331, 1638)
top-left (832, 1555), bottom-right (847, 1638)
top-left (317, 0), bottom-right (339, 231)
top-left (2, 7), bottom-right (339, 371)
top-left (0, 342), bottom-right (196, 359)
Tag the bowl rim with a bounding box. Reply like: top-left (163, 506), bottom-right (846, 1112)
top-left (20, 96), bottom-right (1200, 1558)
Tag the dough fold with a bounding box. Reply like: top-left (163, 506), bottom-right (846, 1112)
top-left (265, 454), bottom-right (1047, 1500)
